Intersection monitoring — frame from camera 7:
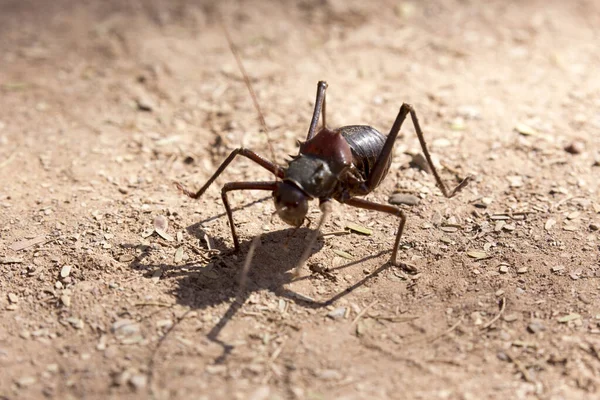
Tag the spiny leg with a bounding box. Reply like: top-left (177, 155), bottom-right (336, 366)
top-left (221, 181), bottom-right (278, 250)
top-left (406, 104), bottom-right (470, 197)
top-left (291, 200), bottom-right (333, 277)
top-left (342, 197), bottom-right (413, 271)
top-left (306, 81), bottom-right (328, 140)
top-left (366, 103), bottom-right (469, 197)
top-left (176, 148), bottom-right (284, 199)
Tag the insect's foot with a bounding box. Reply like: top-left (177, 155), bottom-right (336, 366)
top-left (174, 182), bottom-right (198, 199)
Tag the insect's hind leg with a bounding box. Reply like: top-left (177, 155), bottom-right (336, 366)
top-left (366, 103), bottom-right (469, 197)
top-left (404, 104), bottom-right (470, 197)
top-left (221, 181), bottom-right (278, 251)
top-left (306, 81), bottom-right (328, 140)
top-left (176, 148), bottom-right (284, 199)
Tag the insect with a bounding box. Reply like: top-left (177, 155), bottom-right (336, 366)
top-left (177, 30), bottom-right (470, 274)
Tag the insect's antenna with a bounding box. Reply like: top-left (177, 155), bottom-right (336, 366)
top-left (219, 17), bottom-right (277, 168)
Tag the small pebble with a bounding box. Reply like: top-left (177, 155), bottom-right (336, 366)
top-left (66, 317), bottom-right (84, 329)
top-left (118, 254), bottom-right (135, 263)
top-left (564, 140), bottom-right (585, 154)
top-left (494, 221), bottom-right (506, 232)
top-left (389, 193), bottom-right (420, 206)
top-left (136, 97), bottom-right (155, 112)
top-left (129, 374), bottom-right (148, 390)
top-left (578, 293), bottom-right (591, 304)
top-left (507, 175), bottom-right (523, 188)
top-left (7, 293), bottom-right (18, 304)
top-left (112, 319), bottom-right (140, 336)
top-left (441, 226), bottom-right (458, 233)
top-left (16, 376), bottom-right (36, 388)
top-left (457, 105), bottom-right (481, 119)
top-left (60, 265), bottom-right (72, 278)
top-left (317, 369), bottom-right (343, 381)
top-left (60, 295), bottom-right (71, 307)
top-left (589, 223), bottom-right (599, 231)
top-left (557, 313), bottom-right (581, 323)
top-left (46, 364), bottom-right (59, 373)
top-left (527, 321), bottom-right (545, 334)
top-left (410, 153), bottom-right (431, 173)
top-left (517, 267), bottom-right (528, 274)
top-left (503, 313), bottom-right (519, 322)
top-left (498, 265), bottom-right (509, 274)
top-left (471, 311), bottom-right (482, 325)
top-left (515, 123), bottom-right (538, 136)
top-left (450, 117), bottom-right (465, 131)
top-left (515, 287), bottom-right (525, 295)
top-left (327, 307), bottom-right (346, 320)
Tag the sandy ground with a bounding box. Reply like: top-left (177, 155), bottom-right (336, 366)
top-left (1, 0), bottom-right (600, 399)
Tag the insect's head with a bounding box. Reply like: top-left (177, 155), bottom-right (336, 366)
top-left (273, 181), bottom-right (309, 227)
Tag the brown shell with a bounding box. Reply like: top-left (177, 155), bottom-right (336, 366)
top-left (299, 128), bottom-right (353, 170)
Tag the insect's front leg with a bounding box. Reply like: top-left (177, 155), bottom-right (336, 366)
top-left (176, 148), bottom-right (284, 199)
top-left (220, 181), bottom-right (278, 250)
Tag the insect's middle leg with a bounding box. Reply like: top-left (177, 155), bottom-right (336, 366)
top-left (342, 197), bottom-right (407, 268)
top-left (221, 181), bottom-right (278, 251)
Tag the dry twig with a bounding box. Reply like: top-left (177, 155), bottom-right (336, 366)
top-left (481, 297), bottom-right (506, 330)
top-left (352, 300), bottom-right (379, 325)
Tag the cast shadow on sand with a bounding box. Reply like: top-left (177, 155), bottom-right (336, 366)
top-left (128, 217), bottom-right (395, 365)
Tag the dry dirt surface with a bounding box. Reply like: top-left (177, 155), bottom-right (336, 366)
top-left (1, 0), bottom-right (600, 399)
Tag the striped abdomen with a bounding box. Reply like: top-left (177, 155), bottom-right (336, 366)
top-left (340, 125), bottom-right (391, 190)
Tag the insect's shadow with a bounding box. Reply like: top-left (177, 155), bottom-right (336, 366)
top-left (129, 222), bottom-right (394, 364)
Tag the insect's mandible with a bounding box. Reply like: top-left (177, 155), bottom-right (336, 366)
top-left (176, 27), bottom-right (470, 275)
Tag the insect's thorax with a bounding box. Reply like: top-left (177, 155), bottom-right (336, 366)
top-left (282, 128), bottom-right (350, 199)
top-left (284, 127), bottom-right (381, 200)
